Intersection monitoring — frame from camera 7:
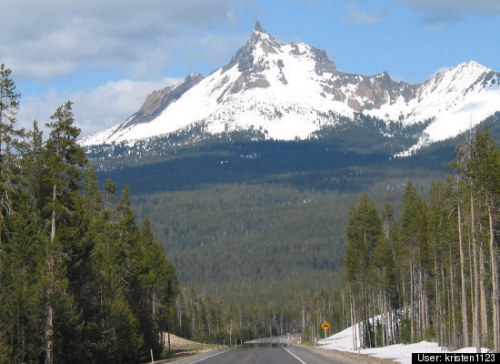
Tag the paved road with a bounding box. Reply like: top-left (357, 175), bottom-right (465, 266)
top-left (174, 343), bottom-right (361, 364)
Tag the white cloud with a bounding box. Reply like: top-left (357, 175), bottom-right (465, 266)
top-left (344, 3), bottom-right (386, 24)
top-left (0, 0), bottom-right (250, 80)
top-left (18, 77), bottom-right (181, 137)
top-left (2, 0), bottom-right (254, 138)
top-left (394, 0), bottom-right (500, 13)
top-left (390, 0), bottom-right (500, 23)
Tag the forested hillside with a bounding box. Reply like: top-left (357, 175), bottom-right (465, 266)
top-left (98, 119), bottom-right (499, 347)
top-left (1, 61), bottom-right (499, 361)
top-left (82, 102), bottom-right (500, 348)
top-left (0, 65), bottom-right (178, 363)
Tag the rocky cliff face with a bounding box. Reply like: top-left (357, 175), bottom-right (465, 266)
top-left (108, 73), bottom-right (204, 136)
top-left (80, 22), bottom-right (500, 154)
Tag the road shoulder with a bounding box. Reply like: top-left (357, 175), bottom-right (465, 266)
top-left (293, 344), bottom-right (398, 364)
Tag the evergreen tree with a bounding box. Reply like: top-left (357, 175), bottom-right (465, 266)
top-left (464, 126), bottom-right (500, 352)
top-left (374, 203), bottom-right (398, 346)
top-left (380, 203), bottom-right (399, 310)
top-left (400, 181), bottom-right (430, 342)
top-left (0, 122), bottom-right (45, 363)
top-left (0, 67), bottom-right (182, 361)
top-left (42, 102), bottom-right (87, 364)
top-left (90, 179), bottom-right (142, 363)
top-left (141, 216), bottom-right (179, 353)
top-left (115, 186), bottom-right (151, 361)
top-left (428, 179), bottom-right (459, 347)
top-left (345, 194), bottom-right (383, 348)
top-left (0, 63), bottom-right (23, 283)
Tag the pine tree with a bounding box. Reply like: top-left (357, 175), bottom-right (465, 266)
top-left (0, 63), bottom-right (23, 282)
top-left (87, 179), bottom-right (142, 363)
top-left (345, 194), bottom-right (383, 348)
top-left (0, 121), bottom-right (45, 363)
top-left (452, 175), bottom-right (470, 348)
top-left (141, 216), bottom-right (179, 354)
top-left (400, 182), bottom-right (430, 342)
top-left (0, 66), bottom-right (183, 361)
top-left (465, 126), bottom-right (500, 352)
top-left (114, 185), bottom-right (150, 361)
top-left (375, 204), bottom-right (398, 346)
top-left (428, 178), bottom-right (461, 347)
top-left (43, 101), bottom-right (87, 364)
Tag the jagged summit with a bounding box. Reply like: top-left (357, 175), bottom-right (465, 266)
top-left (253, 21), bottom-right (265, 33)
top-left (249, 21), bottom-right (273, 44)
top-left (80, 23), bottom-right (500, 154)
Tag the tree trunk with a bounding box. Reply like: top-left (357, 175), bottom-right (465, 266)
top-left (364, 287), bottom-right (372, 348)
top-left (457, 200), bottom-right (470, 347)
top-left (479, 244), bottom-right (488, 345)
top-left (44, 182), bottom-right (57, 364)
top-left (410, 260), bottom-right (415, 343)
top-left (45, 305), bottom-right (53, 364)
top-left (487, 201), bottom-right (499, 352)
top-left (450, 250), bottom-right (456, 348)
top-left (372, 297), bottom-right (376, 346)
top-left (419, 268), bottom-right (423, 339)
top-left (50, 184), bottom-right (56, 243)
top-left (421, 269), bottom-right (430, 337)
top-left (380, 291), bottom-right (386, 347)
top-left (470, 190), bottom-right (481, 353)
top-left (302, 303), bottom-right (306, 342)
top-left (435, 259), bottom-right (442, 345)
top-left (442, 263), bottom-right (447, 346)
top-left (350, 294), bottom-right (357, 350)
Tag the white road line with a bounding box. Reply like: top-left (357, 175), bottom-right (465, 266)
top-left (189, 348), bottom-right (231, 363)
top-left (284, 347), bottom-right (307, 364)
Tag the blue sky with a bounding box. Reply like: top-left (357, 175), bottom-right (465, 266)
top-left (1, 0), bottom-right (499, 136)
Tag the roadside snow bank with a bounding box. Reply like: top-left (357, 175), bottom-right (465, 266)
top-left (317, 324), bottom-right (490, 364)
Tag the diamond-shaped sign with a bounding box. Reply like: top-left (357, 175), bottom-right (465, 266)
top-left (321, 321), bottom-right (330, 330)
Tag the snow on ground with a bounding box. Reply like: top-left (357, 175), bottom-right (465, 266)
top-left (316, 323), bottom-right (490, 364)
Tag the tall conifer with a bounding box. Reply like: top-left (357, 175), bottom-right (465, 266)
top-left (43, 102), bottom-right (87, 364)
top-left (0, 63), bottom-right (22, 276)
top-left (465, 126), bottom-right (500, 352)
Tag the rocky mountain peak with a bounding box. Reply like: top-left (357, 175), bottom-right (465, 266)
top-left (311, 48), bottom-right (336, 75)
top-left (249, 22), bottom-right (280, 52)
top-left (253, 21), bottom-right (265, 34)
top-left (250, 21), bottom-right (275, 43)
top-left (80, 23), bottom-right (500, 155)
top-left (223, 23), bottom-right (337, 83)
top-left (223, 22), bottom-right (281, 74)
top-left (107, 72), bottom-right (204, 135)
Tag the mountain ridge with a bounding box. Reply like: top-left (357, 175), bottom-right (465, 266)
top-left (80, 22), bottom-right (500, 155)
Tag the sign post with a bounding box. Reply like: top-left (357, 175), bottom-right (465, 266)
top-left (321, 321), bottom-right (330, 339)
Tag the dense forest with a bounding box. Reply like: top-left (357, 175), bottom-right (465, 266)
top-left (0, 65), bottom-right (178, 363)
top-left (344, 126), bottom-right (500, 352)
top-left (1, 60), bottom-right (499, 363)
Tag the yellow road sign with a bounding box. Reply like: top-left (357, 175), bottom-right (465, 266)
top-left (321, 321), bottom-right (330, 330)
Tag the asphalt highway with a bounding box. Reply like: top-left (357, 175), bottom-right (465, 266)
top-left (174, 343), bottom-right (363, 364)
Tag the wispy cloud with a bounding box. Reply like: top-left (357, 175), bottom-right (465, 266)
top-left (391, 0), bottom-right (500, 24)
top-left (344, 2), bottom-right (386, 24)
top-left (395, 0), bottom-right (500, 13)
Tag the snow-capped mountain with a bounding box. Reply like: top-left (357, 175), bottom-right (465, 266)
top-left (80, 22), bottom-right (500, 154)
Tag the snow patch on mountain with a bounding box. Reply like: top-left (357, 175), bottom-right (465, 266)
top-left (380, 61), bottom-right (500, 156)
top-left (79, 23), bottom-right (500, 155)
